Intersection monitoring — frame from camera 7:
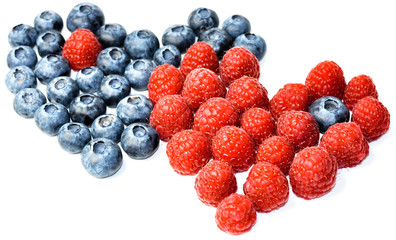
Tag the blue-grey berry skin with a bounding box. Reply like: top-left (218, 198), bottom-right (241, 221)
top-left (97, 47), bottom-right (130, 75)
top-left (7, 46), bottom-right (37, 69)
top-left (5, 66), bottom-right (37, 94)
top-left (81, 138), bottom-right (123, 178)
top-left (69, 94), bottom-right (106, 126)
top-left (198, 27), bottom-right (233, 59)
top-left (58, 122), bottom-right (91, 154)
top-left (309, 96), bottom-right (350, 134)
top-left (233, 33), bottom-right (267, 61)
top-left (121, 123), bottom-right (160, 160)
top-left (116, 94), bottom-right (153, 125)
top-left (91, 114), bottom-right (124, 143)
top-left (36, 30), bottom-right (65, 57)
top-left (188, 7), bottom-right (219, 37)
top-left (46, 76), bottom-right (80, 107)
top-left (34, 10), bottom-right (63, 32)
top-left (222, 15), bottom-right (251, 39)
top-left (75, 66), bottom-right (104, 93)
top-left (124, 29), bottom-right (159, 60)
top-left (66, 2), bottom-right (105, 33)
top-left (98, 75), bottom-right (131, 108)
top-left (162, 24), bottom-right (196, 53)
top-left (34, 54), bottom-right (71, 85)
top-left (153, 45), bottom-right (181, 67)
top-left (34, 102), bottom-right (70, 136)
top-left (13, 88), bottom-right (47, 118)
top-left (96, 23), bottom-right (127, 48)
top-left (124, 59), bottom-right (156, 91)
top-left (8, 24), bottom-right (38, 47)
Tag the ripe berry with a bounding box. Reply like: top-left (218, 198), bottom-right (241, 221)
top-left (46, 76), bottom-right (79, 108)
top-left (66, 2), bottom-right (105, 33)
top-left (7, 46), bottom-right (37, 69)
top-left (344, 74), bottom-right (378, 110)
top-left (5, 66), bottom-right (37, 94)
top-left (13, 88), bottom-right (47, 118)
top-left (91, 114), bottom-right (125, 143)
top-left (162, 24), bottom-right (196, 54)
top-left (96, 47), bottom-right (130, 75)
top-left (96, 23), bottom-right (127, 49)
top-left (36, 30), bottom-right (65, 57)
top-left (222, 14), bottom-right (251, 39)
top-left (34, 54), bottom-right (70, 85)
top-left (233, 33), bottom-right (267, 61)
top-left (34, 102), bottom-right (70, 136)
top-left (124, 59), bottom-right (156, 91)
top-left (121, 123), bottom-right (160, 160)
top-left (8, 24), bottom-right (38, 48)
top-left (179, 41), bottom-right (219, 77)
top-left (240, 108), bottom-right (275, 147)
top-left (188, 7), bottom-right (219, 37)
top-left (153, 45), bottom-right (181, 68)
top-left (58, 122), bottom-right (92, 154)
top-left (198, 27), bottom-right (233, 59)
top-left (124, 29), bottom-right (159, 60)
top-left (34, 10), bottom-right (63, 32)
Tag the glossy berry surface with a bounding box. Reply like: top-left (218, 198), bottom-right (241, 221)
top-left (13, 88), bottom-right (46, 118)
top-left (96, 23), bottom-right (127, 49)
top-left (344, 74), bottom-right (378, 110)
top-left (36, 30), bottom-right (65, 57)
top-left (233, 33), bottom-right (266, 61)
top-left (75, 66), bottom-right (104, 93)
top-left (179, 41), bottom-right (219, 77)
top-left (188, 7), bottom-right (219, 36)
top-left (66, 2), bottom-right (105, 32)
top-left (116, 94), bottom-right (153, 125)
top-left (34, 102), bottom-right (70, 136)
top-left (34, 10), bottom-right (63, 32)
top-left (222, 14), bottom-right (251, 39)
top-left (8, 24), bottom-right (38, 47)
top-left (124, 29), bottom-right (159, 60)
top-left (69, 94), bottom-right (106, 126)
top-left (98, 75), bottom-right (131, 108)
top-left (240, 107), bottom-right (275, 147)
top-left (5, 66), bottom-right (37, 94)
top-left (34, 54), bottom-right (71, 85)
top-left (124, 59), bottom-right (156, 91)
top-left (46, 76), bottom-right (79, 107)
top-left (198, 27), bottom-right (233, 59)
top-left (58, 122), bottom-right (92, 154)
top-left (162, 24), bottom-right (196, 53)
top-left (7, 46), bottom-right (37, 69)
top-left (153, 45), bottom-right (181, 67)
top-left (97, 47), bottom-right (130, 75)
top-left (91, 114), bottom-right (125, 143)
top-left (121, 123), bottom-right (160, 160)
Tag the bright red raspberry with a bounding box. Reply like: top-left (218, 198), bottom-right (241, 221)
top-left (289, 146), bottom-right (338, 200)
top-left (305, 60), bottom-right (346, 101)
top-left (219, 47), bottom-right (260, 86)
top-left (212, 126), bottom-right (255, 173)
top-left (256, 136), bottom-right (295, 175)
top-left (62, 29), bottom-right (102, 71)
top-left (276, 111), bottom-right (320, 153)
top-left (179, 42), bottom-right (219, 77)
top-left (225, 76), bottom-right (269, 114)
top-left (320, 122), bottom-right (369, 168)
top-left (352, 96), bottom-right (390, 142)
top-left (344, 74), bottom-right (378, 110)
top-left (269, 83), bottom-right (312, 121)
top-left (215, 193), bottom-right (257, 235)
top-left (181, 68), bottom-right (226, 111)
top-left (193, 97), bottom-right (239, 139)
top-left (194, 160), bottom-right (237, 207)
top-left (240, 108), bottom-right (275, 147)
top-left (148, 64), bottom-right (184, 105)
top-left (243, 161), bottom-right (289, 213)
top-left (149, 95), bottom-right (193, 141)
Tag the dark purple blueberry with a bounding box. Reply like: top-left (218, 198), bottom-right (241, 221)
top-left (199, 27), bottom-right (233, 59)
top-left (233, 33), bottom-right (266, 61)
top-left (34, 10), bottom-right (63, 32)
top-left (222, 15), bottom-right (251, 39)
top-left (96, 23), bottom-right (127, 48)
top-left (188, 7), bottom-right (219, 37)
top-left (8, 24), bottom-right (38, 47)
top-left (36, 30), bottom-right (65, 57)
top-left (124, 29), bottom-right (159, 60)
top-left (153, 45), bottom-right (181, 67)
top-left (66, 2), bottom-right (105, 32)
top-left (121, 123), bottom-right (160, 160)
top-left (162, 24), bottom-right (195, 53)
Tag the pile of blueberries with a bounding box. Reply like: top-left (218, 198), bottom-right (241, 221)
top-left (5, 2), bottom-right (266, 178)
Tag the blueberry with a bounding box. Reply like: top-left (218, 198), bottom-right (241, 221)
top-left (124, 59), bottom-right (156, 91)
top-left (34, 10), bottom-right (63, 32)
top-left (58, 122), bottom-right (92, 154)
top-left (69, 93), bottom-right (106, 126)
top-left (222, 15), bottom-right (251, 39)
top-left (46, 76), bottom-right (80, 107)
top-left (75, 66), bottom-right (104, 93)
top-left (13, 88), bottom-right (47, 118)
top-left (162, 24), bottom-right (196, 53)
top-left (36, 30), bottom-right (65, 57)
top-left (8, 24), bottom-right (38, 47)
top-left (97, 47), bottom-right (130, 75)
top-left (188, 7), bottom-right (219, 37)
top-left (121, 123), bottom-right (160, 160)
top-left (34, 102), bottom-right (70, 136)
top-left (98, 75), bottom-right (131, 108)
top-left (7, 46), bottom-right (37, 69)
top-left (309, 96), bottom-right (350, 134)
top-left (116, 94), bottom-right (153, 125)
top-left (91, 114), bottom-right (124, 143)
top-left (5, 66), bottom-right (37, 94)
top-left (233, 33), bottom-right (267, 61)
top-left (153, 45), bottom-right (181, 67)
top-left (81, 138), bottom-right (123, 178)
top-left (96, 23), bottom-right (127, 48)
top-left (34, 54), bottom-right (71, 85)
top-left (199, 27), bottom-right (233, 59)
top-left (66, 2), bottom-right (105, 33)
top-left (124, 29), bottom-right (159, 60)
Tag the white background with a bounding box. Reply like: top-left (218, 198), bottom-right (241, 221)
top-left (1, 0), bottom-right (395, 239)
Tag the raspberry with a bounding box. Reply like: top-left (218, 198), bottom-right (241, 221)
top-left (256, 136), bottom-right (294, 175)
top-left (320, 122), bottom-right (369, 168)
top-left (148, 64), bottom-right (184, 105)
top-left (181, 68), bottom-right (226, 111)
top-left (149, 95), bottom-right (193, 141)
top-left (289, 146), bottom-right (338, 200)
top-left (305, 60), bottom-right (346, 101)
top-left (243, 161), bottom-right (289, 213)
top-left (344, 74), bottom-right (378, 110)
top-left (352, 96), bottom-right (390, 142)
top-left (240, 108), bottom-right (275, 147)
top-left (219, 47), bottom-right (260, 86)
top-left (62, 29), bottom-right (102, 71)
top-left (179, 42), bottom-right (219, 77)
top-left (276, 111), bottom-right (320, 153)
top-left (225, 76), bottom-right (269, 114)
top-left (215, 193), bottom-right (257, 235)
top-left (212, 126), bottom-right (255, 173)
top-left (193, 97), bottom-right (239, 139)
top-left (194, 160), bottom-right (237, 207)
top-left (166, 130), bottom-right (212, 175)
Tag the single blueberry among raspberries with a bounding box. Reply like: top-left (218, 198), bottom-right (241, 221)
top-left (36, 30), bottom-right (65, 57)
top-left (81, 138), bottom-right (123, 178)
top-left (34, 10), bottom-right (63, 32)
top-left (121, 123), bottom-right (160, 160)
top-left (96, 23), bottom-right (127, 48)
top-left (69, 93), bottom-right (106, 126)
top-left (222, 15), bottom-right (251, 39)
top-left (8, 24), bottom-right (38, 47)
top-left (124, 29), bottom-right (159, 60)
top-left (98, 75), bottom-right (131, 108)
top-left (198, 27), bottom-right (233, 59)
top-left (309, 96), bottom-right (350, 133)
top-left (75, 66), bottom-right (104, 93)
top-left (116, 94), bottom-right (153, 125)
top-left (13, 88), bottom-right (46, 118)
top-left (58, 122), bottom-right (91, 154)
top-left (7, 46), bottom-right (37, 69)
top-left (46, 76), bottom-right (80, 107)
top-left (233, 33), bottom-right (267, 61)
top-left (124, 59), bottom-right (156, 91)
top-left (34, 54), bottom-right (71, 85)
top-left (162, 24), bottom-right (196, 53)
top-left (5, 66), bottom-right (37, 94)
top-left (66, 2), bottom-right (105, 33)
top-left (153, 45), bottom-right (181, 67)
top-left (34, 102), bottom-right (70, 136)
top-left (96, 47), bottom-right (130, 75)
top-left (188, 7), bottom-right (219, 37)
top-left (91, 114), bottom-right (125, 143)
